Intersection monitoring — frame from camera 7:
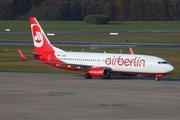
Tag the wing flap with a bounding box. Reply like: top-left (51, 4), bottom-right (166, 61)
top-left (45, 61), bottom-right (92, 70)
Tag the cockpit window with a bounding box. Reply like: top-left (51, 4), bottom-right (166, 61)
top-left (158, 61), bottom-right (168, 64)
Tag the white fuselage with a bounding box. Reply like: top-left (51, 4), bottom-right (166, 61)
top-left (54, 51), bottom-right (174, 74)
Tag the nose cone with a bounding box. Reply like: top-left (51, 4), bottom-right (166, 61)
top-left (167, 64), bottom-right (174, 73)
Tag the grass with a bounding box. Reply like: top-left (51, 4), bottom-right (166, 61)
top-left (1, 33), bottom-right (180, 44)
top-left (1, 21), bottom-right (180, 32)
top-left (1, 20), bottom-right (180, 44)
top-left (0, 45), bottom-right (179, 78)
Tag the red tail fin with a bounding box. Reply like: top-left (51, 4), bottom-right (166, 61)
top-left (30, 17), bottom-right (54, 53)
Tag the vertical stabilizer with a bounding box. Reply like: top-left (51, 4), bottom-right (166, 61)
top-left (30, 17), bottom-right (64, 53)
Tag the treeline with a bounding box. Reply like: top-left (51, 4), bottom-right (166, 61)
top-left (0, 0), bottom-right (180, 21)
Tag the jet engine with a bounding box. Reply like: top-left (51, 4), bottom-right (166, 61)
top-left (88, 67), bottom-right (110, 78)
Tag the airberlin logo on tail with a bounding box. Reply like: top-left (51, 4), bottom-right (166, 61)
top-left (105, 56), bottom-right (146, 67)
top-left (31, 24), bottom-right (43, 47)
top-left (34, 32), bottom-right (42, 43)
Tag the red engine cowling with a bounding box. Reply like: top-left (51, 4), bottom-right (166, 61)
top-left (88, 67), bottom-right (109, 77)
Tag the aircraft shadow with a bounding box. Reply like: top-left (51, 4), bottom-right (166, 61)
top-left (77, 74), bottom-right (180, 82)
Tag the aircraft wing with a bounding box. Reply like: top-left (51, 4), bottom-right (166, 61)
top-left (45, 61), bottom-right (111, 72)
top-left (45, 61), bottom-right (93, 71)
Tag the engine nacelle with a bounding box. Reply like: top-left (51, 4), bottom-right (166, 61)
top-left (88, 67), bottom-right (109, 77)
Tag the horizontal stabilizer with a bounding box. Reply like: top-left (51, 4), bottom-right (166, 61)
top-left (17, 48), bottom-right (28, 61)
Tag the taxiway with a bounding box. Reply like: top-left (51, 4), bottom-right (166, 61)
top-left (0, 72), bottom-right (180, 120)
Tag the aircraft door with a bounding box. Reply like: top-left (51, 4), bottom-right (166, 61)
top-left (48, 54), bottom-right (51, 62)
top-left (148, 59), bottom-right (153, 68)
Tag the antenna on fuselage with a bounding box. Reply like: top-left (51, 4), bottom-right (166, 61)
top-left (82, 46), bottom-right (84, 52)
top-left (120, 46), bottom-right (122, 54)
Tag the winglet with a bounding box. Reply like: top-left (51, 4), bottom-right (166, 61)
top-left (17, 48), bottom-right (28, 61)
top-left (129, 47), bottom-right (134, 54)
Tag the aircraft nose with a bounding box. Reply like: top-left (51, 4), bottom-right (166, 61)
top-left (167, 64), bottom-right (174, 72)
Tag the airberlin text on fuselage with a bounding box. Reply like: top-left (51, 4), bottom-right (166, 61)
top-left (105, 56), bottom-right (145, 67)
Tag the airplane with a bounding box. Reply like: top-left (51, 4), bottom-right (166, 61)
top-left (17, 17), bottom-right (174, 81)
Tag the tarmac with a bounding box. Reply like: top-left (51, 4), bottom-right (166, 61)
top-left (0, 72), bottom-right (180, 120)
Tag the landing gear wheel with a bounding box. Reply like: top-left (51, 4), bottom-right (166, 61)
top-left (155, 78), bottom-right (160, 81)
top-left (155, 74), bottom-right (163, 81)
top-left (104, 73), bottom-right (110, 79)
top-left (85, 73), bottom-right (92, 79)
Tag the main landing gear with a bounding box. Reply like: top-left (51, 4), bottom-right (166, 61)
top-left (104, 73), bottom-right (110, 79)
top-left (85, 73), bottom-right (92, 79)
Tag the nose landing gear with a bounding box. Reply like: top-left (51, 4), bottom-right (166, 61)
top-left (155, 74), bottom-right (164, 81)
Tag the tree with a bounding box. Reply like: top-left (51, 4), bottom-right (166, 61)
top-left (157, 0), bottom-right (169, 21)
top-left (0, 0), bottom-right (13, 20)
top-left (30, 0), bottom-right (46, 6)
top-left (103, 0), bottom-right (116, 20)
top-left (145, 0), bottom-right (154, 21)
top-left (84, 14), bottom-right (109, 24)
top-left (115, 0), bottom-right (130, 21)
top-left (80, 0), bottom-right (91, 20)
top-left (12, 0), bottom-right (32, 18)
top-left (86, 0), bottom-right (100, 15)
top-left (1, 0), bottom-right (180, 21)
top-left (67, 0), bottom-right (82, 20)
top-left (168, 0), bottom-right (179, 20)
top-left (130, 0), bottom-right (146, 21)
